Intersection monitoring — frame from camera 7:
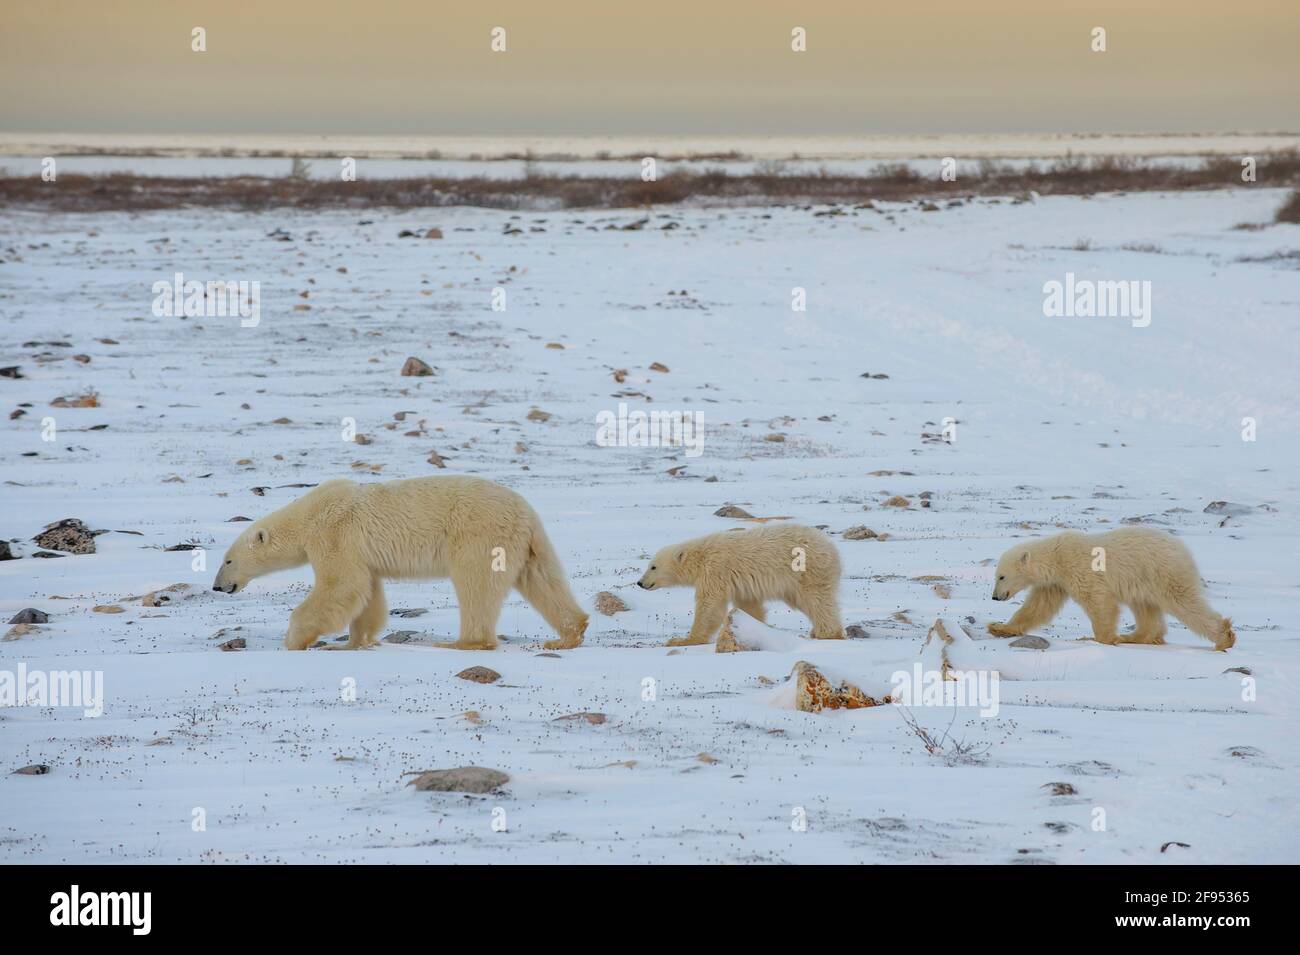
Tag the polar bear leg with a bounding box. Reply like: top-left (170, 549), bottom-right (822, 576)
top-left (669, 586), bottom-right (727, 646)
top-left (345, 575), bottom-right (387, 648)
top-left (449, 564), bottom-right (510, 649)
top-left (1167, 594), bottom-right (1235, 650)
top-left (805, 587), bottom-right (844, 640)
top-left (1122, 602), bottom-right (1167, 644)
top-left (989, 585), bottom-right (1067, 637)
top-left (1082, 594), bottom-right (1120, 645)
top-left (286, 563), bottom-right (371, 650)
top-left (515, 553), bottom-right (588, 650)
top-left (733, 598), bottom-right (766, 623)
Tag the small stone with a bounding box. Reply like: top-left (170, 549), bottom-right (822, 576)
top-left (1010, 635), bottom-right (1050, 650)
top-left (401, 356), bottom-right (436, 377)
top-left (1203, 501), bottom-right (1253, 517)
top-left (882, 495), bottom-right (910, 508)
top-left (390, 608), bottom-right (427, 618)
top-left (424, 228), bottom-right (443, 239)
top-left (0, 541), bottom-right (15, 560)
top-left (553, 712), bottom-right (607, 725)
top-left (92, 604), bottom-right (124, 614)
top-left (845, 624), bottom-right (869, 639)
top-left (8, 608), bottom-right (48, 624)
top-left (456, 666), bottom-right (501, 684)
top-left (1043, 782), bottom-right (1077, 796)
top-left (714, 504), bottom-right (754, 518)
top-left (407, 766), bottom-right (509, 794)
top-left (218, 637), bottom-right (246, 651)
top-left (594, 591), bottom-right (629, 615)
top-left (12, 764), bottom-right (51, 775)
top-left (649, 362), bottom-right (669, 373)
top-left (4, 624), bottom-right (33, 641)
top-left (526, 407), bottom-right (552, 422)
top-left (842, 525), bottom-right (878, 540)
top-left (383, 631), bottom-right (418, 644)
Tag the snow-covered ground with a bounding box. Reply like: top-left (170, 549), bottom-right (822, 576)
top-left (1, 187), bottom-right (1297, 863)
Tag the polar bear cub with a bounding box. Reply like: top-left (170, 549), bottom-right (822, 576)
top-left (637, 523), bottom-right (844, 645)
top-left (213, 476), bottom-right (588, 651)
top-left (989, 527), bottom-right (1235, 650)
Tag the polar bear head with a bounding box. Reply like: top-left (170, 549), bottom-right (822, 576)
top-left (991, 547), bottom-right (1033, 601)
top-left (212, 521), bottom-right (296, 594)
top-left (637, 545), bottom-right (688, 590)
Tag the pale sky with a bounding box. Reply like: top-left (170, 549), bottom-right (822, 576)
top-left (1, 0), bottom-right (1297, 135)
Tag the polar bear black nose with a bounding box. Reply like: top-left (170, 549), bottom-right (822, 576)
top-left (213, 585), bottom-right (222, 592)
top-left (637, 580), bottom-right (650, 589)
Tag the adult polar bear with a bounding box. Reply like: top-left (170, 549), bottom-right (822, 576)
top-left (213, 477), bottom-right (588, 651)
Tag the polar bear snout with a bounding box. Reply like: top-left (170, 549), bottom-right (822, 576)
top-left (992, 591), bottom-right (1008, 601)
top-left (637, 579), bottom-right (653, 590)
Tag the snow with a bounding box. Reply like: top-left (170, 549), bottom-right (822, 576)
top-left (1, 185), bottom-right (1298, 863)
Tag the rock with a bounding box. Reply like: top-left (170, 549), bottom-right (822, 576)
top-left (845, 624), bottom-right (869, 639)
top-left (0, 366), bottom-right (23, 379)
top-left (4, 624), bottom-right (33, 641)
top-left (400, 356), bottom-right (436, 377)
top-left (382, 631), bottom-right (419, 644)
top-left (526, 407), bottom-right (552, 422)
top-left (12, 764), bottom-right (50, 776)
top-left (427, 450), bottom-right (448, 468)
top-left (715, 614), bottom-right (753, 653)
top-left (649, 362), bottom-right (669, 372)
top-left (553, 712), bottom-right (607, 725)
top-left (882, 495), bottom-right (911, 508)
top-left (1203, 501), bottom-right (1254, 517)
top-left (424, 228), bottom-right (443, 239)
top-left (0, 541), bottom-right (15, 560)
top-left (31, 551), bottom-right (65, 558)
top-left (791, 661), bottom-right (887, 712)
top-left (1160, 841), bottom-right (1191, 853)
top-left (92, 604), bottom-right (124, 614)
top-left (456, 666), bottom-right (501, 684)
top-left (217, 637), bottom-right (246, 651)
top-left (32, 518), bottom-right (98, 555)
top-left (1010, 635), bottom-right (1050, 650)
top-left (594, 591), bottom-right (629, 615)
top-left (8, 608), bottom-right (48, 624)
top-left (842, 525), bottom-right (878, 540)
top-left (714, 504), bottom-right (754, 518)
top-left (50, 393), bottom-right (100, 408)
top-left (1043, 782), bottom-right (1077, 796)
top-left (408, 766), bottom-right (509, 794)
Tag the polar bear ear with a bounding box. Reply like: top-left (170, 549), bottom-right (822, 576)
top-left (1018, 551), bottom-right (1029, 566)
top-left (677, 550), bottom-right (685, 562)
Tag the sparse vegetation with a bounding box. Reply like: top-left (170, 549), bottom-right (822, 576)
top-left (1276, 189), bottom-right (1300, 223)
top-left (3, 151), bottom-right (1297, 212)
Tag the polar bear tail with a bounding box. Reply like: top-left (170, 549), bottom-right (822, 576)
top-left (515, 521), bottom-right (589, 648)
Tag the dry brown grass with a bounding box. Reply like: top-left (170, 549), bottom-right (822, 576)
top-left (3, 152), bottom-right (1297, 213)
top-left (1276, 189), bottom-right (1300, 223)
